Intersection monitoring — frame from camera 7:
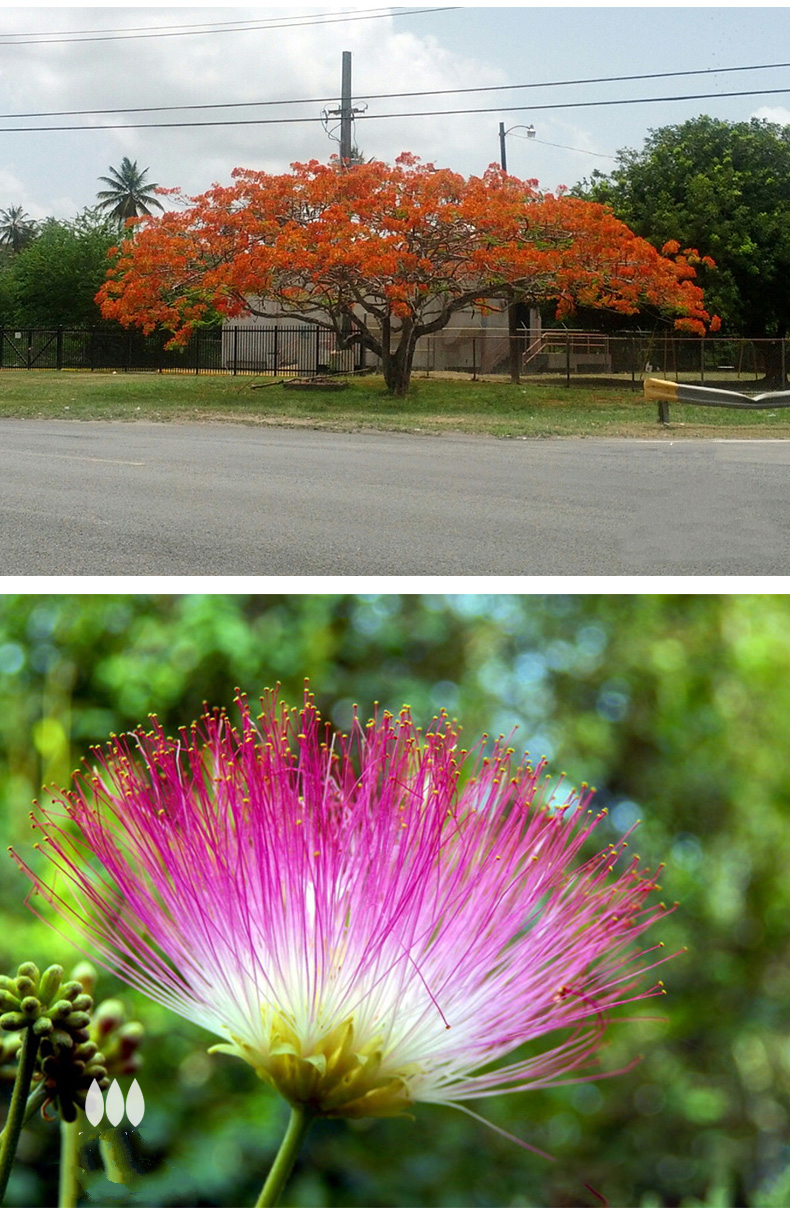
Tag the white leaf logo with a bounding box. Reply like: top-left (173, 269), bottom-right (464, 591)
top-left (85, 1078), bottom-right (105, 1127)
top-left (105, 1078), bottom-right (125, 1127)
top-left (125, 1078), bottom-right (145, 1127)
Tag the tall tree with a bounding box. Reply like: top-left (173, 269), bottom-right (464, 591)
top-left (0, 206), bottom-right (37, 254)
top-left (96, 157), bottom-right (164, 222)
top-left (5, 208), bottom-right (121, 326)
top-left (577, 116), bottom-right (790, 381)
top-left (97, 154), bottom-right (714, 395)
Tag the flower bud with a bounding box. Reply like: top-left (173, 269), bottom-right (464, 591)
top-left (70, 963), bottom-right (97, 996)
top-left (17, 963), bottom-right (40, 985)
top-left (48, 1000), bottom-right (73, 1021)
top-left (74, 1041), bottom-right (99, 1062)
top-left (60, 982), bottom-right (83, 1002)
top-left (49, 1028), bottom-right (74, 1051)
top-left (118, 1021), bottom-right (145, 1051)
top-left (0, 991), bottom-right (21, 1013)
top-left (33, 1016), bottom-right (54, 1037)
top-left (0, 1012), bottom-right (27, 1031)
top-left (71, 994), bottom-right (93, 1014)
top-left (94, 1000), bottom-right (125, 1039)
top-left (38, 965), bottom-right (65, 1007)
top-left (20, 996), bottom-right (41, 1017)
top-left (15, 975), bottom-right (35, 997)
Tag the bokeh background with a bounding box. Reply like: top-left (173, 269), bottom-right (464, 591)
top-left (0, 592), bottom-right (788, 1208)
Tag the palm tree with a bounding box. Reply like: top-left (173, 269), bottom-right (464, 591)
top-left (0, 206), bottom-right (37, 253)
top-left (96, 158), bottom-right (164, 222)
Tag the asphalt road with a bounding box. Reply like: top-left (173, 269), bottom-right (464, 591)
top-left (1, 419), bottom-right (789, 574)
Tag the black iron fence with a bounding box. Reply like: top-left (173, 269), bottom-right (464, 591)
top-left (1, 324), bottom-right (788, 385)
top-left (0, 325), bottom-right (363, 376)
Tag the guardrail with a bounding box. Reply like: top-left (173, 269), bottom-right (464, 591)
top-left (644, 376), bottom-right (790, 423)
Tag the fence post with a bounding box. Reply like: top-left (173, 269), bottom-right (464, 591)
top-left (700, 336), bottom-right (705, 384)
top-left (273, 326), bottom-right (279, 375)
top-left (233, 326), bottom-right (238, 376)
top-left (630, 335), bottom-right (636, 390)
top-left (27, 330), bottom-right (32, 370)
top-left (315, 326), bottom-right (321, 373)
top-left (56, 326), bottom-right (63, 371)
top-left (472, 337), bottom-right (477, 381)
top-left (194, 329), bottom-right (200, 376)
top-left (565, 329), bottom-right (571, 388)
top-left (782, 338), bottom-right (787, 386)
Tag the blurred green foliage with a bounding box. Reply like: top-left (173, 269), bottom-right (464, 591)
top-left (0, 593), bottom-right (788, 1207)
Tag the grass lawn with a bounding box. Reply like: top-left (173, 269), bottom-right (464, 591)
top-left (2, 369), bottom-right (790, 437)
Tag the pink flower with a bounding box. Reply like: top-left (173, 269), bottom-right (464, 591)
top-left (15, 690), bottom-right (670, 1141)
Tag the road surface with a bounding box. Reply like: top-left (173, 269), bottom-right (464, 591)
top-left (0, 419), bottom-right (788, 574)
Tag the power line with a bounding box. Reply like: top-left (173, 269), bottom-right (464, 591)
top-left (0, 7), bottom-right (456, 47)
top-left (3, 57), bottom-right (790, 121)
top-left (1, 84), bottom-right (790, 133)
top-left (370, 85), bottom-right (790, 121)
top-left (0, 12), bottom-right (370, 38)
top-left (511, 133), bottom-right (617, 162)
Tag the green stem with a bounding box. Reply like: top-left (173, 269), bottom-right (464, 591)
top-left (98, 1127), bottom-right (134, 1187)
top-left (255, 1106), bottom-right (315, 1208)
top-left (23, 1084), bottom-right (47, 1126)
top-left (59, 1113), bottom-right (83, 1208)
top-left (0, 1083), bottom-right (47, 1155)
top-left (0, 1027), bottom-right (40, 1205)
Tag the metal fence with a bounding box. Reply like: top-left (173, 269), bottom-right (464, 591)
top-left (1, 324), bottom-right (788, 385)
top-left (0, 325), bottom-right (362, 376)
top-left (415, 329), bottom-right (790, 386)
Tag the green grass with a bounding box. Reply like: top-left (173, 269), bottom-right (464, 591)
top-left (2, 369), bottom-right (790, 437)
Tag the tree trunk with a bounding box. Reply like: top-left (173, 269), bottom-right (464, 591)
top-left (758, 337), bottom-right (787, 388)
top-left (507, 303), bottom-right (521, 384)
top-left (380, 320), bottom-right (416, 396)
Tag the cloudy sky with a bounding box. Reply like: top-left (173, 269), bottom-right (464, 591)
top-left (2, 4), bottom-right (790, 220)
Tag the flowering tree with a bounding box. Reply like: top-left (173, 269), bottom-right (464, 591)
top-left (97, 154), bottom-right (716, 396)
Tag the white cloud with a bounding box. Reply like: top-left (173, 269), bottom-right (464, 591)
top-left (751, 106), bottom-right (790, 127)
top-left (0, 7), bottom-right (509, 216)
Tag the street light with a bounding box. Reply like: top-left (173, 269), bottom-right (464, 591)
top-left (498, 123), bottom-right (535, 173)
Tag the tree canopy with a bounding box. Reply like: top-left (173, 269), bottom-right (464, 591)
top-left (0, 207), bottom-right (37, 255)
top-left (577, 116), bottom-right (790, 345)
top-left (0, 208), bottom-right (120, 327)
top-left (97, 154), bottom-right (715, 394)
top-left (96, 157), bottom-right (164, 222)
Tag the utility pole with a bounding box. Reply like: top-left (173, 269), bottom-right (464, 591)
top-left (340, 50), bottom-right (353, 165)
top-left (324, 51), bottom-right (364, 167)
top-left (498, 121), bottom-right (534, 383)
top-left (499, 122), bottom-right (518, 382)
top-left (322, 51), bottom-right (365, 357)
